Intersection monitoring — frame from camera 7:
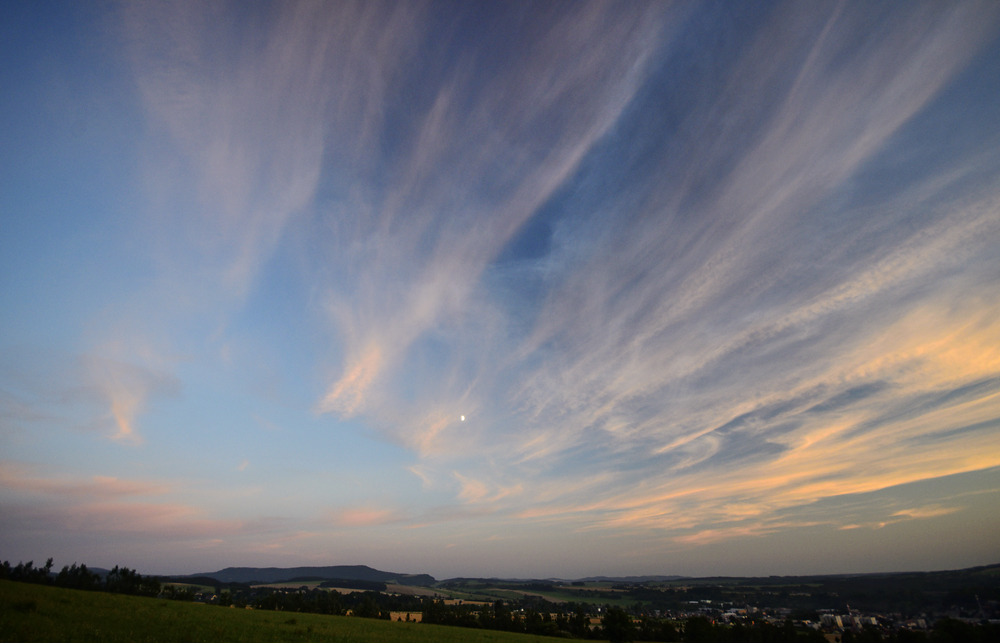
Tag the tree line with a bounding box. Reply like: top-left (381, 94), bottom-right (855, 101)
top-left (1, 559), bottom-right (166, 598)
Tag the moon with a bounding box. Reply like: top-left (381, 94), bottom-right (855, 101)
top-left (460, 415), bottom-right (465, 421)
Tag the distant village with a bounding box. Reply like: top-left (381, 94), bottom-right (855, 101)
top-left (181, 570), bottom-right (1000, 641)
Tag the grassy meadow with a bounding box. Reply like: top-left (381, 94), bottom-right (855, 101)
top-left (429, 583), bottom-right (638, 609)
top-left (0, 580), bottom-right (577, 643)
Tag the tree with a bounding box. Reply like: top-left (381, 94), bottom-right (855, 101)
top-left (354, 594), bottom-right (382, 619)
top-left (637, 615), bottom-right (680, 642)
top-left (603, 606), bottom-right (637, 643)
top-left (929, 618), bottom-right (974, 643)
top-left (104, 565), bottom-right (160, 597)
top-left (683, 616), bottom-right (714, 642)
top-left (2, 558), bottom-right (53, 584)
top-left (568, 604), bottom-right (591, 638)
top-left (55, 563), bottom-right (101, 591)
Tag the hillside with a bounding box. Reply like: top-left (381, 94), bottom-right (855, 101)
top-left (0, 580), bottom-right (558, 643)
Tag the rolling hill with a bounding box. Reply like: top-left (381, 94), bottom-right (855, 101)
top-left (182, 564), bottom-right (435, 586)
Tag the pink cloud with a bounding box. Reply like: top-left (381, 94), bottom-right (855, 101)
top-left (2, 500), bottom-right (245, 539)
top-left (0, 462), bottom-right (170, 499)
top-left (328, 506), bottom-right (407, 528)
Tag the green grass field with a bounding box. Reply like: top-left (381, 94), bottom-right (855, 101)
top-left (431, 584), bottom-right (637, 609)
top-left (0, 580), bottom-right (585, 643)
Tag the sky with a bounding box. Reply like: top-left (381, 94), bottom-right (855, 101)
top-left (1, 0), bottom-right (999, 581)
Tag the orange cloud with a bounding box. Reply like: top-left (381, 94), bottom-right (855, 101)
top-left (891, 505), bottom-right (961, 520)
top-left (328, 506), bottom-right (406, 528)
top-left (81, 353), bottom-right (180, 445)
top-left (317, 343), bottom-right (382, 417)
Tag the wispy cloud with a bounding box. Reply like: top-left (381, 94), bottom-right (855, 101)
top-left (0, 462), bottom-right (169, 498)
top-left (310, 2), bottom-right (677, 435)
top-left (0, 348), bottom-right (180, 444)
top-left (121, 0), bottom-right (357, 299)
top-left (81, 353), bottom-right (181, 444)
top-left (295, 1), bottom-right (1000, 547)
top-left (4, 0), bottom-right (999, 575)
top-left (328, 506), bottom-right (408, 529)
top-left (838, 505), bottom-right (963, 531)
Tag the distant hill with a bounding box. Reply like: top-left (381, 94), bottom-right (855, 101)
top-left (182, 565), bottom-right (434, 586)
top-left (438, 575), bottom-right (689, 584)
top-left (577, 575), bottom-right (688, 583)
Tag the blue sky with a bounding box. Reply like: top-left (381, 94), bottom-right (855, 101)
top-left (2, 0), bottom-right (999, 579)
